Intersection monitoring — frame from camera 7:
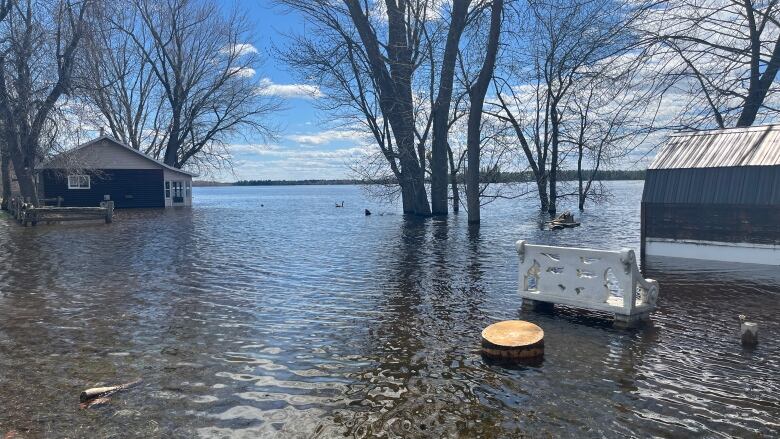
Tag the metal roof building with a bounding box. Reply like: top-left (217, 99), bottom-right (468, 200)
top-left (641, 124), bottom-right (780, 265)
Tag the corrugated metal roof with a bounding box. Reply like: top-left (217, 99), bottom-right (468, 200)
top-left (649, 124), bottom-right (780, 169)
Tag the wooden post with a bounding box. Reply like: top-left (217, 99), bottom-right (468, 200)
top-left (105, 200), bottom-right (114, 223)
top-left (640, 203), bottom-right (646, 272)
top-left (57, 196), bottom-right (63, 207)
top-left (739, 315), bottom-right (758, 347)
top-left (741, 322), bottom-right (758, 347)
top-left (22, 198), bottom-right (30, 226)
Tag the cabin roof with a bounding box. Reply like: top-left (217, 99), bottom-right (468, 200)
top-left (649, 124), bottom-right (780, 170)
top-left (40, 136), bottom-right (197, 177)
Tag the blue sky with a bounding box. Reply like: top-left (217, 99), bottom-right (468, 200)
top-left (222, 1), bottom-right (666, 182)
top-left (211, 1), bottom-right (370, 182)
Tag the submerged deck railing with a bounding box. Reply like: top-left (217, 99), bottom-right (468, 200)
top-left (7, 197), bottom-right (114, 226)
top-left (516, 240), bottom-right (659, 326)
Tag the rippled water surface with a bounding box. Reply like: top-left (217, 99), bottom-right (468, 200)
top-left (0, 182), bottom-right (778, 438)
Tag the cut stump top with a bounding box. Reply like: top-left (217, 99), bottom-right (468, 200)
top-left (481, 320), bottom-right (544, 347)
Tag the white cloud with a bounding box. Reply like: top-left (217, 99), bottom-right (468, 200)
top-left (257, 78), bottom-right (323, 99)
top-left (229, 143), bottom-right (283, 154)
top-left (223, 43), bottom-right (258, 57)
top-left (222, 145), bottom-right (371, 180)
top-left (286, 129), bottom-right (367, 146)
top-left (228, 66), bottom-right (256, 78)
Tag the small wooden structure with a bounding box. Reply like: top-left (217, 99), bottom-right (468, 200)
top-left (481, 320), bottom-right (544, 361)
top-left (516, 240), bottom-right (658, 327)
top-left (7, 196), bottom-right (113, 226)
top-left (38, 136), bottom-right (195, 208)
top-left (642, 124), bottom-right (780, 265)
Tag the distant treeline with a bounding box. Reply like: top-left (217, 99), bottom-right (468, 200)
top-left (221, 170), bottom-right (645, 187)
top-left (484, 169), bottom-right (646, 183)
top-left (233, 179), bottom-right (374, 186)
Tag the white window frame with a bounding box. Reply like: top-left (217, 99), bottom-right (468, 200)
top-left (172, 181), bottom-right (183, 199)
top-left (67, 175), bottom-right (90, 190)
top-left (185, 181), bottom-right (191, 197)
top-left (164, 181), bottom-right (171, 198)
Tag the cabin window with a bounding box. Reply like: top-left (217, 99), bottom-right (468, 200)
top-left (185, 181), bottom-right (191, 197)
top-left (164, 181), bottom-right (171, 198)
top-left (173, 181), bottom-right (183, 198)
top-left (67, 175), bottom-right (90, 189)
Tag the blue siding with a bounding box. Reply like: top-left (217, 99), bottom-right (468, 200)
top-left (41, 169), bottom-right (165, 208)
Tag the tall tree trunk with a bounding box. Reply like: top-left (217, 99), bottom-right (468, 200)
top-left (548, 105), bottom-right (560, 215)
top-left (465, 125), bottom-right (480, 222)
top-left (163, 123), bottom-right (180, 167)
top-left (401, 180), bottom-right (413, 213)
top-left (736, 39), bottom-right (780, 127)
top-left (395, 114), bottom-right (430, 216)
top-left (466, 0), bottom-right (503, 224)
top-left (537, 173), bottom-right (549, 211)
top-left (1, 148), bottom-right (10, 210)
top-left (345, 0), bottom-right (430, 216)
top-left (447, 143), bottom-right (459, 213)
top-left (431, 0), bottom-right (469, 215)
top-left (577, 142), bottom-right (584, 210)
top-left (10, 150), bottom-right (38, 206)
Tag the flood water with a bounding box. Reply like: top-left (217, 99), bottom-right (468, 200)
top-left (0, 181), bottom-right (778, 438)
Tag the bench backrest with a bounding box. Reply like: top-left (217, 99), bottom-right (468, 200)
top-left (516, 240), bottom-right (658, 315)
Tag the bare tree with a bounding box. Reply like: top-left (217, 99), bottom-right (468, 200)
top-left (281, 0), bottom-right (464, 216)
top-left (490, 74), bottom-right (551, 211)
top-left (566, 57), bottom-right (662, 210)
top-left (110, 0), bottom-right (278, 173)
top-left (642, 0), bottom-right (780, 128)
top-left (0, 0), bottom-right (92, 206)
top-left (343, 0), bottom-right (433, 215)
top-left (490, 0), bottom-right (654, 214)
top-left (464, 0), bottom-right (503, 223)
top-left (0, 0), bottom-right (12, 209)
top-left (80, 2), bottom-right (165, 153)
top-left (430, 0), bottom-right (470, 215)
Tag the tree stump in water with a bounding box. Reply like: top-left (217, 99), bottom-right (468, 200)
top-left (481, 320), bottom-right (544, 361)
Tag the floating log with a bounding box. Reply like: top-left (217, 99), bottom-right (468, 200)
top-left (79, 378), bottom-right (142, 407)
top-left (481, 320), bottom-right (544, 361)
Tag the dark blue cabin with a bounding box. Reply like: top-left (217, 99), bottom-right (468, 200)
top-left (38, 136), bottom-right (195, 208)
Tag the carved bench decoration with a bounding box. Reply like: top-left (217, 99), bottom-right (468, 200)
top-left (516, 240), bottom-right (659, 326)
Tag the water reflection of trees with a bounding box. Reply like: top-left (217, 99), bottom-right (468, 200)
top-left (338, 217), bottom-right (504, 437)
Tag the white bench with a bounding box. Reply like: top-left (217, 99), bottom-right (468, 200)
top-left (516, 240), bottom-right (659, 327)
